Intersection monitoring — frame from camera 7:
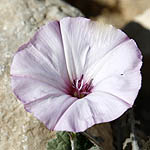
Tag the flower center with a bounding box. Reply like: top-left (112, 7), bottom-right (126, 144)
top-left (70, 74), bottom-right (93, 98)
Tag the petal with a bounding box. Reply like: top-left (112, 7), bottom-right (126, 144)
top-left (59, 17), bottom-right (91, 81)
top-left (87, 39), bottom-right (142, 83)
top-left (59, 17), bottom-right (130, 83)
top-left (11, 43), bottom-right (68, 93)
top-left (30, 21), bottom-right (70, 84)
top-left (11, 20), bottom-right (70, 87)
top-left (86, 92), bottom-right (130, 123)
top-left (82, 22), bottom-right (130, 81)
top-left (54, 98), bottom-right (95, 132)
top-left (11, 21), bottom-right (71, 103)
top-left (93, 70), bottom-right (142, 106)
top-left (54, 91), bottom-right (130, 132)
top-left (11, 75), bottom-right (65, 104)
top-left (24, 94), bottom-right (78, 130)
top-left (88, 39), bottom-right (142, 108)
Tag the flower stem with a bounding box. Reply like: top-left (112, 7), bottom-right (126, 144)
top-left (68, 132), bottom-right (76, 150)
top-left (70, 138), bottom-right (75, 150)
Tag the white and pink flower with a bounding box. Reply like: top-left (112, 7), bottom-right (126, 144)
top-left (11, 17), bottom-right (142, 132)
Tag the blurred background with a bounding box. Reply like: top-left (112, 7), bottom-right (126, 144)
top-left (0, 0), bottom-right (150, 149)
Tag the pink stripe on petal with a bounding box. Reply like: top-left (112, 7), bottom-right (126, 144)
top-left (54, 99), bottom-right (95, 132)
top-left (24, 95), bottom-right (77, 130)
top-left (30, 21), bottom-right (70, 84)
top-left (54, 91), bottom-right (130, 132)
top-left (59, 17), bottom-right (91, 81)
top-left (93, 71), bottom-right (142, 106)
top-left (11, 75), bottom-right (66, 104)
top-left (88, 39), bottom-right (142, 84)
top-left (11, 43), bottom-right (68, 91)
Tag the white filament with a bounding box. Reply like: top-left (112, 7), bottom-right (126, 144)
top-left (78, 79), bottom-right (84, 91)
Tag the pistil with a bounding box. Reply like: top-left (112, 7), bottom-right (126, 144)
top-left (70, 75), bottom-right (93, 98)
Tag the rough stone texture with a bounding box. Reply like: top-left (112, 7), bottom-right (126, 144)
top-left (0, 0), bottom-right (82, 150)
top-left (119, 0), bottom-right (150, 21)
top-left (96, 0), bottom-right (150, 28)
top-left (122, 8), bottom-right (150, 56)
top-left (69, 0), bottom-right (150, 28)
top-left (63, 0), bottom-right (150, 28)
top-left (115, 9), bottom-right (150, 149)
top-left (95, 0), bottom-right (116, 7)
top-left (63, 0), bottom-right (117, 19)
top-left (86, 123), bottom-right (115, 150)
top-left (134, 9), bottom-right (150, 30)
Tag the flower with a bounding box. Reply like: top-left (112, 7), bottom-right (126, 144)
top-left (10, 17), bottom-right (142, 132)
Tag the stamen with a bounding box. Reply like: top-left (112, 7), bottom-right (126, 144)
top-left (76, 79), bottom-right (79, 89)
top-left (78, 79), bottom-right (84, 91)
top-left (72, 80), bottom-right (76, 88)
top-left (70, 75), bottom-right (93, 99)
top-left (73, 80), bottom-right (76, 86)
top-left (80, 74), bottom-right (84, 81)
top-left (86, 79), bottom-right (93, 91)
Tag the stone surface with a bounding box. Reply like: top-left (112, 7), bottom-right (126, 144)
top-left (0, 0), bottom-right (82, 150)
top-left (65, 0), bottom-right (150, 28)
top-left (119, 0), bottom-right (150, 21)
top-left (85, 123), bottom-right (115, 150)
top-left (96, 0), bottom-right (150, 28)
top-left (134, 9), bottom-right (150, 30)
top-left (63, 0), bottom-right (117, 18)
top-left (122, 8), bottom-right (150, 56)
top-left (115, 8), bottom-right (150, 150)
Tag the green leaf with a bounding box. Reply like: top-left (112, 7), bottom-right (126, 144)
top-left (47, 132), bottom-right (71, 150)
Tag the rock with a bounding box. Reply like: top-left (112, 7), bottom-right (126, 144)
top-left (122, 9), bottom-right (150, 144)
top-left (134, 8), bottom-right (150, 30)
top-left (85, 123), bottom-right (115, 150)
top-left (0, 0), bottom-right (82, 150)
top-left (96, 0), bottom-right (150, 28)
top-left (95, 0), bottom-right (116, 7)
top-left (119, 0), bottom-right (150, 21)
top-left (95, 10), bottom-right (126, 28)
top-left (63, 0), bottom-right (150, 28)
top-left (63, 0), bottom-right (117, 18)
top-left (115, 8), bottom-right (150, 150)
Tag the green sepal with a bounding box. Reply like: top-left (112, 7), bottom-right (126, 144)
top-left (47, 132), bottom-right (71, 150)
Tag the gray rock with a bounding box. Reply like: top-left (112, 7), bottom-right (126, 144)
top-left (0, 0), bottom-right (82, 150)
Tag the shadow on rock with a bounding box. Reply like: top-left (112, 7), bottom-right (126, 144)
top-left (62, 0), bottom-right (120, 17)
top-left (123, 22), bottom-right (150, 135)
top-left (111, 22), bottom-right (150, 150)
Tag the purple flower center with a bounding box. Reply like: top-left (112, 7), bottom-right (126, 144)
top-left (70, 75), bottom-right (93, 98)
